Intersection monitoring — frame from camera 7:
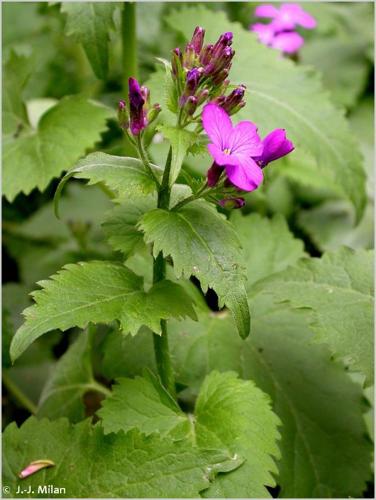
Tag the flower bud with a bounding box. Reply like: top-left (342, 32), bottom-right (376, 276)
top-left (220, 85), bottom-right (246, 114)
top-left (179, 67), bottom-right (202, 107)
top-left (183, 43), bottom-right (197, 69)
top-left (19, 460), bottom-right (55, 479)
top-left (190, 26), bottom-right (205, 54)
top-left (219, 197), bottom-right (245, 209)
top-left (207, 162), bottom-right (224, 187)
top-left (212, 32), bottom-right (233, 59)
top-left (212, 68), bottom-right (230, 86)
top-left (200, 44), bottom-right (213, 66)
top-left (147, 103), bottom-right (161, 125)
top-left (171, 48), bottom-right (183, 78)
top-left (197, 89), bottom-right (209, 105)
top-left (128, 77), bottom-right (147, 135)
top-left (184, 95), bottom-right (198, 116)
top-left (118, 100), bottom-right (129, 130)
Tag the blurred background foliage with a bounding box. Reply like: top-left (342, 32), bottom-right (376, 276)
top-left (2, 3), bottom-right (374, 483)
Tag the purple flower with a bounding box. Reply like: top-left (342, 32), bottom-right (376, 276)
top-left (202, 103), bottom-right (264, 192)
top-left (255, 3), bottom-right (316, 31)
top-left (251, 23), bottom-right (276, 46)
top-left (128, 77), bottom-right (147, 135)
top-left (255, 129), bottom-right (294, 167)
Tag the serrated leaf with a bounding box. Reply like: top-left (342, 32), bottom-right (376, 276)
top-left (99, 370), bottom-right (190, 438)
top-left (167, 302), bottom-right (372, 497)
top-left (139, 200), bottom-right (250, 339)
top-left (2, 417), bottom-right (240, 498)
top-left (55, 152), bottom-right (161, 217)
top-left (61, 3), bottom-right (116, 79)
top-left (231, 212), bottom-right (306, 289)
top-left (102, 197), bottom-right (156, 258)
top-left (36, 331), bottom-right (96, 422)
top-left (99, 370), bottom-right (279, 497)
top-left (3, 96), bottom-right (113, 201)
top-left (196, 371), bottom-right (280, 498)
top-left (166, 7), bottom-right (366, 221)
top-left (158, 125), bottom-right (198, 186)
top-left (254, 247), bottom-right (374, 385)
top-left (10, 261), bottom-right (196, 362)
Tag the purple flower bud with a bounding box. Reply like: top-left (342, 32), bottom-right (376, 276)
top-left (140, 85), bottom-right (150, 106)
top-left (219, 197), bottom-right (245, 209)
top-left (255, 129), bottom-right (294, 167)
top-left (212, 68), bottom-right (230, 86)
top-left (117, 100), bottom-right (129, 130)
top-left (180, 67), bottom-right (202, 107)
top-left (207, 162), bottom-right (224, 187)
top-left (200, 44), bottom-right (213, 66)
top-left (190, 26), bottom-right (205, 54)
top-left (171, 48), bottom-right (183, 77)
top-left (128, 77), bottom-right (147, 135)
top-left (219, 85), bottom-right (246, 114)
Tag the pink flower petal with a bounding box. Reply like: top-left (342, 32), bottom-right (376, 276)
top-left (202, 103), bottom-right (232, 149)
top-left (271, 31), bottom-right (304, 54)
top-left (225, 157), bottom-right (264, 191)
top-left (251, 23), bottom-right (276, 45)
top-left (254, 4), bottom-right (279, 18)
top-left (229, 121), bottom-right (263, 157)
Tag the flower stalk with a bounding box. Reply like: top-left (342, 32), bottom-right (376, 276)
top-left (152, 148), bottom-right (176, 397)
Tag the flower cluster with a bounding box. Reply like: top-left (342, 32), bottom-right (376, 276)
top-left (203, 104), bottom-right (294, 204)
top-left (171, 27), bottom-right (246, 119)
top-left (250, 3), bottom-right (316, 54)
top-left (118, 77), bottom-right (161, 136)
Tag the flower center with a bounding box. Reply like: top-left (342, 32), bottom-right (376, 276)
top-left (223, 148), bottom-right (231, 155)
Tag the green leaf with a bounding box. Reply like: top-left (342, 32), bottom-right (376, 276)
top-left (2, 417), bottom-right (241, 498)
top-left (3, 96), bottom-right (113, 201)
top-left (167, 304), bottom-right (372, 497)
top-left (99, 370), bottom-right (190, 439)
top-left (231, 212), bottom-right (306, 290)
top-left (158, 125), bottom-right (198, 186)
top-left (255, 247), bottom-right (374, 385)
top-left (166, 7), bottom-right (366, 221)
top-left (102, 197), bottom-right (156, 258)
top-left (139, 200), bottom-right (250, 339)
top-left (99, 370), bottom-right (280, 498)
top-left (10, 261), bottom-right (196, 362)
top-left (119, 280), bottom-right (197, 335)
top-left (61, 3), bottom-right (116, 79)
top-left (196, 371), bottom-right (280, 498)
top-left (3, 51), bottom-right (31, 136)
top-left (55, 152), bottom-right (160, 217)
top-left (36, 330), bottom-right (100, 422)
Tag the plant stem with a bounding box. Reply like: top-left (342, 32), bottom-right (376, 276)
top-left (172, 183), bottom-right (211, 211)
top-left (121, 2), bottom-right (138, 94)
top-left (136, 135), bottom-right (161, 187)
top-left (2, 371), bottom-right (37, 414)
top-left (152, 148), bottom-right (176, 397)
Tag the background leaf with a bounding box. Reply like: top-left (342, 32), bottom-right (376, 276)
top-left (3, 97), bottom-right (113, 201)
top-left (61, 3), bottom-right (116, 79)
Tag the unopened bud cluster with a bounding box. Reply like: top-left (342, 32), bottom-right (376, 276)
top-left (118, 77), bottom-right (161, 136)
top-left (171, 26), bottom-right (246, 119)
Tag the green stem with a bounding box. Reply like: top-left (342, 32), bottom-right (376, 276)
top-left (2, 371), bottom-right (37, 414)
top-left (87, 381), bottom-right (112, 398)
top-left (152, 148), bottom-right (176, 397)
top-left (136, 135), bottom-right (161, 187)
top-left (172, 183), bottom-right (211, 211)
top-left (121, 2), bottom-right (138, 93)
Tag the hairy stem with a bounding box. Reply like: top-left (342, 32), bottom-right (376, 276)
top-left (121, 2), bottom-right (138, 94)
top-left (2, 371), bottom-right (37, 414)
top-left (152, 148), bottom-right (176, 397)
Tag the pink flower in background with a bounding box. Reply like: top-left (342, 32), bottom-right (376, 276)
top-left (255, 4), bottom-right (317, 31)
top-left (202, 103), bottom-right (264, 192)
top-left (250, 3), bottom-right (316, 55)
